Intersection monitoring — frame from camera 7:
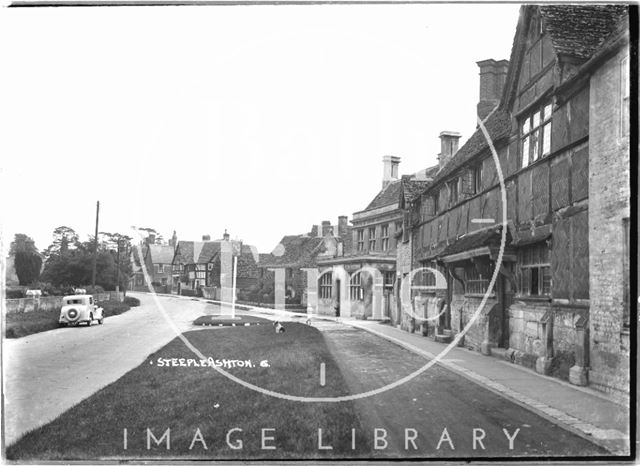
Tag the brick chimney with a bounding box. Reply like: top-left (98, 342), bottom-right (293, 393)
top-left (338, 216), bottom-right (349, 238)
top-left (321, 221), bottom-right (332, 236)
top-left (476, 58), bottom-right (509, 121)
top-left (438, 131), bottom-right (462, 170)
top-left (202, 234), bottom-right (211, 241)
top-left (222, 229), bottom-right (230, 241)
top-left (382, 155), bottom-right (401, 190)
top-left (147, 233), bottom-right (156, 245)
top-left (310, 225), bottom-right (319, 237)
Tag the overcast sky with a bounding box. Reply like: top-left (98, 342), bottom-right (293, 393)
top-left (0, 3), bottom-right (520, 254)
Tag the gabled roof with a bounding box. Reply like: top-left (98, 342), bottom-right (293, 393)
top-left (173, 241), bottom-right (220, 264)
top-left (146, 244), bottom-right (175, 264)
top-left (540, 5), bottom-right (628, 60)
top-left (259, 235), bottom-right (326, 268)
top-left (364, 179), bottom-right (402, 211)
top-left (431, 109), bottom-right (511, 186)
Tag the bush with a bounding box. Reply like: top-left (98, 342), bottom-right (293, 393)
top-left (6, 289), bottom-right (25, 299)
top-left (84, 285), bottom-right (105, 295)
top-left (124, 296), bottom-right (140, 307)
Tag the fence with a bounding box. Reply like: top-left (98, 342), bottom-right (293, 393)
top-left (5, 291), bottom-right (124, 315)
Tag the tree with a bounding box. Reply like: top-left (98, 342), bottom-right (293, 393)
top-left (14, 251), bottom-right (42, 286)
top-left (9, 233), bottom-right (39, 256)
top-left (42, 226), bottom-right (80, 260)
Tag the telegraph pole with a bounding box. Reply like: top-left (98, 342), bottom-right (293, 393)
top-left (91, 201), bottom-right (100, 288)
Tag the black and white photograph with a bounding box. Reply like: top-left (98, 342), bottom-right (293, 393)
top-left (0, 0), bottom-right (635, 463)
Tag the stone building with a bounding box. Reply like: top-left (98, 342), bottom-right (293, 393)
top-left (587, 13), bottom-right (631, 397)
top-left (403, 5), bottom-right (629, 393)
top-left (258, 218), bottom-right (350, 310)
top-left (316, 157), bottom-right (437, 322)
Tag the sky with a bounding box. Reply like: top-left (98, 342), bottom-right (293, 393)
top-left (0, 2), bottom-right (521, 254)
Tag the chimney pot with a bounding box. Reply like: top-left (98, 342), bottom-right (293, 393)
top-left (222, 229), bottom-right (230, 241)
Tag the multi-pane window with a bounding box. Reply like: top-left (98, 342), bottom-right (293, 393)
top-left (357, 230), bottom-right (364, 251)
top-left (521, 103), bottom-right (552, 166)
top-left (156, 264), bottom-right (164, 273)
top-left (381, 224), bottom-right (390, 251)
top-left (465, 260), bottom-right (494, 295)
top-left (319, 272), bottom-right (332, 299)
top-left (518, 242), bottom-right (551, 296)
top-left (350, 272), bottom-right (364, 301)
top-left (368, 227), bottom-right (377, 250)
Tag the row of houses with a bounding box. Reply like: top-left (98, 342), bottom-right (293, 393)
top-left (130, 5), bottom-right (631, 397)
top-left (258, 5), bottom-right (632, 398)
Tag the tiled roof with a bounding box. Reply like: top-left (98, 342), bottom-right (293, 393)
top-left (364, 180), bottom-right (402, 211)
top-left (146, 244), bottom-right (175, 264)
top-left (174, 241), bottom-right (220, 264)
top-left (260, 235), bottom-right (325, 268)
top-left (401, 178), bottom-right (431, 204)
top-left (540, 5), bottom-right (628, 60)
top-left (431, 110), bottom-right (511, 186)
top-left (440, 226), bottom-right (503, 257)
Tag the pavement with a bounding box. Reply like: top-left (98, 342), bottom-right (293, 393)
top-left (340, 319), bottom-right (631, 456)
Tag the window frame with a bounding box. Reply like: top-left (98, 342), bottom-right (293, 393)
top-left (464, 259), bottom-right (495, 296)
top-left (368, 226), bottom-right (377, 251)
top-left (521, 102), bottom-right (553, 167)
top-left (381, 224), bottom-right (390, 251)
top-left (517, 242), bottom-right (551, 297)
top-left (319, 272), bottom-right (333, 299)
top-left (350, 272), bottom-right (364, 301)
top-left (356, 229), bottom-right (365, 251)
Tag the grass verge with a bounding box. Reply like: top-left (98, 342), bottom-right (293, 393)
top-left (5, 297), bottom-right (139, 339)
top-left (7, 323), bottom-right (371, 460)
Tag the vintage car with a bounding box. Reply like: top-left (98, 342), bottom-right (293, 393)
top-left (59, 294), bottom-right (104, 327)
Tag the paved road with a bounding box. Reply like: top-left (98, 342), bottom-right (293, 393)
top-left (3, 293), bottom-right (210, 446)
top-left (312, 320), bottom-right (608, 458)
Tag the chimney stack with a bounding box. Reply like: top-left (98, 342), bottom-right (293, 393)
top-left (147, 233), bottom-right (156, 245)
top-left (222, 230), bottom-right (230, 241)
top-left (321, 220), bottom-right (332, 236)
top-left (338, 216), bottom-right (348, 238)
top-left (382, 155), bottom-right (401, 189)
top-left (170, 230), bottom-right (178, 249)
top-left (438, 131), bottom-right (462, 170)
top-left (310, 225), bottom-right (319, 237)
top-left (202, 234), bottom-right (211, 241)
top-left (476, 58), bottom-right (509, 121)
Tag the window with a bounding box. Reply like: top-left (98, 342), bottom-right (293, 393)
top-left (623, 218), bottom-right (630, 328)
top-left (350, 272), bottom-right (364, 301)
top-left (521, 103), bottom-right (552, 166)
top-left (474, 165), bottom-right (483, 194)
top-left (156, 264), bottom-right (164, 273)
top-left (518, 242), bottom-right (551, 296)
top-left (448, 178), bottom-right (459, 205)
top-left (434, 194), bottom-right (439, 214)
top-left (465, 260), bottom-right (494, 295)
top-left (368, 227), bottom-right (377, 250)
top-left (381, 224), bottom-right (390, 251)
top-left (207, 263), bottom-right (214, 271)
top-left (319, 272), bottom-right (332, 299)
top-left (383, 271), bottom-right (395, 289)
top-left (357, 230), bottom-right (364, 251)
top-left (288, 268), bottom-right (294, 279)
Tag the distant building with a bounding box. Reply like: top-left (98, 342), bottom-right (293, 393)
top-left (259, 219), bottom-right (351, 309)
top-left (316, 158), bottom-right (438, 321)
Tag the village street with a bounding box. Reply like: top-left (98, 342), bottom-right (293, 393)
top-left (4, 293), bottom-right (611, 457)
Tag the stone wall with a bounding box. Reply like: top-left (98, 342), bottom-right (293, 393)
top-left (450, 294), bottom-right (499, 351)
top-left (588, 41), bottom-right (631, 396)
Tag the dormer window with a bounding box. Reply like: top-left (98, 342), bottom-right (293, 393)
top-left (521, 103), bottom-right (552, 166)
